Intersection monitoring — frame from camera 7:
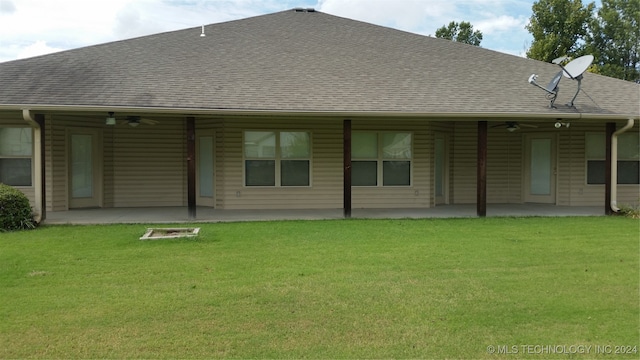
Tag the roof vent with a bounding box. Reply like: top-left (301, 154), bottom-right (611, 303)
top-left (294, 8), bottom-right (316, 12)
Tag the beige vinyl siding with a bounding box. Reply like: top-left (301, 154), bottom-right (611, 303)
top-left (213, 121), bottom-right (226, 208)
top-left (351, 120), bottom-right (431, 209)
top-left (103, 126), bottom-right (115, 207)
top-left (43, 116), bottom-right (54, 211)
top-left (217, 118), bottom-right (343, 209)
top-left (556, 126), bottom-right (574, 206)
top-left (17, 188), bottom-right (36, 205)
top-left (452, 121), bottom-right (524, 204)
top-left (560, 123), bottom-right (601, 206)
top-left (451, 122), bottom-right (476, 203)
top-left (49, 116), bottom-right (71, 211)
top-left (431, 122), bottom-right (455, 206)
top-left (217, 120), bottom-right (241, 209)
top-left (111, 119), bottom-right (186, 207)
top-left (487, 126), bottom-right (523, 204)
top-left (216, 118), bottom-right (434, 210)
top-left (349, 120), bottom-right (526, 206)
top-left (449, 120), bottom-right (635, 206)
top-left (48, 116), bottom-right (187, 209)
top-left (557, 123), bottom-right (588, 206)
top-left (6, 111), bottom-right (637, 212)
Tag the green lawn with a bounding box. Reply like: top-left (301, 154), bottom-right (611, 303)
top-left (1, 217), bottom-right (638, 359)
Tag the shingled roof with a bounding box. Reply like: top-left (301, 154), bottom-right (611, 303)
top-left (0, 9), bottom-right (638, 119)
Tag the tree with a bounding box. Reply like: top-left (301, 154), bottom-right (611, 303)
top-left (586, 0), bottom-right (640, 81)
top-left (526, 0), bottom-right (595, 62)
top-left (435, 21), bottom-right (483, 46)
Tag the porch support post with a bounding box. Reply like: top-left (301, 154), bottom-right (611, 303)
top-left (343, 119), bottom-right (352, 218)
top-left (186, 116), bottom-right (196, 220)
top-left (35, 114), bottom-right (46, 222)
top-left (604, 122), bottom-right (616, 215)
top-left (477, 121), bottom-right (487, 217)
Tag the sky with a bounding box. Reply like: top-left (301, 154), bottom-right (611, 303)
top-left (0, 0), bottom-right (540, 63)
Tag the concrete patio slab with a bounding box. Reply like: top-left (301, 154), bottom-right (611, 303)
top-left (43, 204), bottom-right (605, 225)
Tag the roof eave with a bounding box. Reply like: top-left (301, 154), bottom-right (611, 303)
top-left (0, 104), bottom-right (637, 121)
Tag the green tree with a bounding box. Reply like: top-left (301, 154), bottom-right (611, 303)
top-left (435, 21), bottom-right (483, 46)
top-left (587, 0), bottom-right (640, 81)
top-left (526, 0), bottom-right (595, 62)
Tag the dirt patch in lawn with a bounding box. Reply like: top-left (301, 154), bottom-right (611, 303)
top-left (140, 228), bottom-right (200, 240)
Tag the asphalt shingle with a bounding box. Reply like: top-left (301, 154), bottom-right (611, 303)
top-left (0, 9), bottom-right (637, 118)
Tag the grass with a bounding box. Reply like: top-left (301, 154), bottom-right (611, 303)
top-left (1, 217), bottom-right (638, 359)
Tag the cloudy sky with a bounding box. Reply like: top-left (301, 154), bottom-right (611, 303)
top-left (0, 0), bottom-right (540, 63)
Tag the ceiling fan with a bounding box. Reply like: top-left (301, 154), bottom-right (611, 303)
top-left (491, 121), bottom-right (538, 132)
top-left (106, 112), bottom-right (159, 127)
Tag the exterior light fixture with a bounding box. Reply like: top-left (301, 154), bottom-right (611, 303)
top-left (105, 112), bottom-right (116, 125)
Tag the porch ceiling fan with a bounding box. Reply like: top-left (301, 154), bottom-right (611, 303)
top-left (106, 112), bottom-right (159, 127)
top-left (491, 121), bottom-right (538, 132)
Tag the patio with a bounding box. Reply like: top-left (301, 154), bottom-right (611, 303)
top-left (43, 204), bottom-right (605, 225)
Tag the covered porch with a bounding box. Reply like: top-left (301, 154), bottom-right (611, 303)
top-left (43, 204), bottom-right (605, 225)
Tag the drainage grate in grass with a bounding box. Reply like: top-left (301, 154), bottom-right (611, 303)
top-left (139, 227), bottom-right (200, 240)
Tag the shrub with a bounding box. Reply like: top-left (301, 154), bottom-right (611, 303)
top-left (0, 183), bottom-right (37, 231)
top-left (618, 203), bottom-right (640, 219)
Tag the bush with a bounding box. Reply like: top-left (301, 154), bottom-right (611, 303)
top-left (0, 183), bottom-right (37, 231)
top-left (618, 204), bottom-right (640, 219)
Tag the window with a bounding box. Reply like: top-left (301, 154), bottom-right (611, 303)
top-left (586, 133), bottom-right (639, 184)
top-left (0, 128), bottom-right (33, 186)
top-left (352, 132), bottom-right (412, 186)
top-left (244, 131), bottom-right (310, 186)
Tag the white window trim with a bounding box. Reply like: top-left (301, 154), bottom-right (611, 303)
top-left (0, 127), bottom-right (34, 188)
top-left (243, 130), bottom-right (313, 187)
top-left (352, 131), bottom-right (413, 187)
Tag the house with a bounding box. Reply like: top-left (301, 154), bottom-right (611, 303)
top-left (0, 8), bottom-right (638, 222)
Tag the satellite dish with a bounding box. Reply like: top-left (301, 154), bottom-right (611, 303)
top-left (545, 71), bottom-right (563, 93)
top-left (552, 56), bottom-right (568, 64)
top-left (528, 71), bottom-right (562, 108)
top-left (527, 54), bottom-right (594, 108)
top-left (561, 55), bottom-right (593, 79)
top-left (558, 54), bottom-right (594, 107)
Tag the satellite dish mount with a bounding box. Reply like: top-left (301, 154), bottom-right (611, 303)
top-left (528, 55), bottom-right (594, 108)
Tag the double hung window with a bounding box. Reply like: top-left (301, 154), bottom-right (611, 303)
top-left (586, 133), bottom-right (639, 184)
top-left (244, 131), bottom-right (311, 186)
top-left (352, 132), bottom-right (412, 186)
top-left (0, 128), bottom-right (33, 186)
